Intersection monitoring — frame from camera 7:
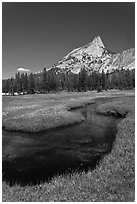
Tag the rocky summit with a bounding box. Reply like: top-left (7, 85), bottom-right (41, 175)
top-left (49, 36), bottom-right (135, 74)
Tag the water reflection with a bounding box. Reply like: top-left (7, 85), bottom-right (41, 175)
top-left (2, 99), bottom-right (121, 186)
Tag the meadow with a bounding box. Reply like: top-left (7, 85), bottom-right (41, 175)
top-left (2, 89), bottom-right (134, 132)
top-left (2, 90), bottom-right (135, 201)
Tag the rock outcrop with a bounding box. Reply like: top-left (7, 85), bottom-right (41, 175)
top-left (48, 36), bottom-right (135, 74)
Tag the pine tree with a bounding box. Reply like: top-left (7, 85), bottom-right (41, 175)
top-left (9, 77), bottom-right (15, 94)
top-left (78, 68), bottom-right (88, 91)
top-left (15, 72), bottom-right (21, 93)
top-left (48, 70), bottom-right (58, 92)
top-left (101, 70), bottom-right (106, 90)
top-left (43, 68), bottom-right (47, 91)
top-left (28, 73), bottom-right (35, 94)
top-left (24, 73), bottom-right (28, 92)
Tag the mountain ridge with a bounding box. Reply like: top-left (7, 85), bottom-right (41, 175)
top-left (48, 36), bottom-right (135, 74)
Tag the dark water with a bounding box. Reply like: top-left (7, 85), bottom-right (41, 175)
top-left (2, 98), bottom-right (121, 186)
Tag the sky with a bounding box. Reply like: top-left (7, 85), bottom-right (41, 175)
top-left (2, 2), bottom-right (135, 79)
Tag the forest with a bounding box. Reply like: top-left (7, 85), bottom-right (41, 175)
top-left (2, 67), bottom-right (135, 94)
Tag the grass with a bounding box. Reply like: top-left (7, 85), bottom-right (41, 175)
top-left (2, 90), bottom-right (134, 132)
top-left (96, 96), bottom-right (134, 117)
top-left (2, 90), bottom-right (135, 201)
top-left (3, 105), bottom-right (85, 132)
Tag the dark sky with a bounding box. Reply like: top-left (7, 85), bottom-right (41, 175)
top-left (2, 2), bottom-right (135, 79)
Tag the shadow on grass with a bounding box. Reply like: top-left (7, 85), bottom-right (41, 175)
top-left (3, 151), bottom-right (107, 186)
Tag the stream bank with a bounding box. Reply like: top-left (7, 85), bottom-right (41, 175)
top-left (3, 97), bottom-right (122, 186)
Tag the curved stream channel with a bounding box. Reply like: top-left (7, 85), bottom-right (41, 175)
top-left (3, 98), bottom-right (121, 186)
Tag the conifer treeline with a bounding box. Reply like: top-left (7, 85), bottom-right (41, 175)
top-left (2, 67), bottom-right (135, 94)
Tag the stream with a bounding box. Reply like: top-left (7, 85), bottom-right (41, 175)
top-left (2, 98), bottom-right (121, 186)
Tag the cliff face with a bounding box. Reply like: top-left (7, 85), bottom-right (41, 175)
top-left (49, 36), bottom-right (135, 74)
